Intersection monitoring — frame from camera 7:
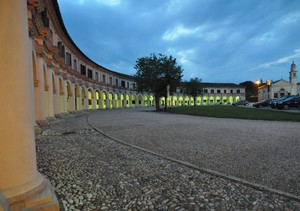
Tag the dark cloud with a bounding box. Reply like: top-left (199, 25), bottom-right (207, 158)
top-left (57, 0), bottom-right (300, 83)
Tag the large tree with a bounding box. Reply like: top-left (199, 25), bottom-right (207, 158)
top-left (239, 81), bottom-right (257, 102)
top-left (184, 77), bottom-right (203, 106)
top-left (134, 53), bottom-right (183, 111)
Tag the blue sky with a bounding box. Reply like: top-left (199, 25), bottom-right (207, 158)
top-left (57, 0), bottom-right (300, 83)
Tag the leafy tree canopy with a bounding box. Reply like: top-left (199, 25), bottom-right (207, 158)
top-left (134, 53), bottom-right (183, 110)
top-left (184, 77), bottom-right (203, 100)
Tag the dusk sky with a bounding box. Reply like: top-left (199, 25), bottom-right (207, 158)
top-left (57, 0), bottom-right (300, 84)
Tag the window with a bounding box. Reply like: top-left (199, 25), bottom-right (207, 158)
top-left (80, 64), bottom-right (86, 75)
top-left (274, 93), bottom-right (278, 98)
top-left (210, 89), bottom-right (214, 93)
top-left (230, 90), bottom-right (233, 93)
top-left (133, 83), bottom-right (136, 89)
top-left (58, 42), bottom-right (65, 58)
top-left (237, 89), bottom-right (240, 93)
top-left (116, 79), bottom-right (119, 86)
top-left (224, 90), bottom-right (227, 93)
top-left (66, 52), bottom-right (72, 66)
top-left (204, 89), bottom-right (208, 94)
top-left (127, 82), bottom-right (130, 88)
top-left (217, 89), bottom-right (221, 93)
top-left (88, 69), bottom-right (93, 79)
top-left (95, 72), bottom-right (99, 81)
top-left (102, 75), bottom-right (106, 83)
top-left (121, 80), bottom-right (125, 87)
top-left (110, 77), bottom-right (112, 85)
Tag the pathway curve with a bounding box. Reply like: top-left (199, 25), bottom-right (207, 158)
top-left (36, 110), bottom-right (300, 210)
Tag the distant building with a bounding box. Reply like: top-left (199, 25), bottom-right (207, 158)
top-left (165, 83), bottom-right (245, 106)
top-left (258, 62), bottom-right (298, 101)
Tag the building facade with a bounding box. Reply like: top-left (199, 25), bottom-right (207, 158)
top-left (0, 1), bottom-right (245, 210)
top-left (258, 62), bottom-right (299, 101)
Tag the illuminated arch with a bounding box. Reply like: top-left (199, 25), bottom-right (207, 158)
top-left (88, 89), bottom-right (93, 109)
top-left (132, 95), bottom-right (137, 107)
top-left (121, 94), bottom-right (125, 108)
top-left (59, 78), bottom-right (64, 112)
top-left (81, 87), bottom-right (86, 109)
top-left (179, 96), bottom-right (183, 106)
top-left (209, 96), bottom-right (214, 104)
top-left (144, 95), bottom-right (149, 106)
top-left (95, 90), bottom-right (100, 109)
top-left (228, 96), bottom-right (233, 104)
top-left (66, 81), bottom-right (72, 112)
top-left (138, 95), bottom-right (143, 106)
top-left (126, 94), bottom-right (130, 107)
top-left (149, 95), bottom-right (154, 106)
top-left (184, 96), bottom-right (189, 106)
top-left (115, 93), bottom-right (119, 108)
top-left (109, 92), bottom-right (113, 109)
top-left (74, 84), bottom-right (80, 111)
top-left (202, 96), bottom-right (208, 105)
top-left (235, 96), bottom-right (240, 102)
top-left (173, 96), bottom-right (178, 106)
top-left (196, 96), bottom-right (201, 106)
top-left (216, 96), bottom-right (221, 104)
top-left (102, 91), bottom-right (107, 109)
top-left (222, 96), bottom-right (228, 104)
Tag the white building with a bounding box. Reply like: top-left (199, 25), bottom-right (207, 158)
top-left (258, 62), bottom-right (298, 101)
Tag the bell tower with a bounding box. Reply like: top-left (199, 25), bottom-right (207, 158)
top-left (289, 61), bottom-right (297, 95)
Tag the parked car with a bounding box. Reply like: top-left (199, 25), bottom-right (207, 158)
top-left (270, 96), bottom-right (291, 109)
top-left (276, 96), bottom-right (300, 110)
top-left (253, 99), bottom-right (271, 108)
top-left (232, 100), bottom-right (249, 106)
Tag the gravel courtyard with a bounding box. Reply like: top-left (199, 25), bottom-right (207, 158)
top-left (36, 108), bottom-right (300, 210)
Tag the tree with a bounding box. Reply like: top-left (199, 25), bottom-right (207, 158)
top-left (239, 81), bottom-right (257, 102)
top-left (134, 53), bottom-right (183, 111)
top-left (184, 77), bottom-right (203, 106)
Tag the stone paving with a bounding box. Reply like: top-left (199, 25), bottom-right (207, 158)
top-left (36, 111), bottom-right (300, 210)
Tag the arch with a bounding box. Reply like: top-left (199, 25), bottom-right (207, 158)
top-left (144, 95), bottom-right (149, 106)
top-left (102, 91), bottom-right (107, 109)
top-left (173, 96), bottom-right (178, 106)
top-left (167, 96), bottom-right (172, 106)
top-left (95, 90), bottom-right (100, 109)
top-left (88, 89), bottom-right (93, 109)
top-left (184, 96), bottom-right (189, 106)
top-left (222, 96), bottom-right (228, 104)
top-left (59, 78), bottom-right (64, 112)
top-left (179, 96), bottom-right (184, 106)
top-left (115, 93), bottom-right (119, 108)
top-left (138, 95), bottom-right (143, 106)
top-left (43, 66), bottom-right (49, 117)
top-left (209, 96), bottom-right (214, 104)
top-left (66, 81), bottom-right (72, 112)
top-left (132, 95), bottom-right (137, 107)
top-left (161, 97), bottom-right (165, 106)
top-left (216, 96), bottom-right (221, 104)
top-left (74, 84), bottom-right (80, 111)
top-left (196, 96), bottom-right (201, 106)
top-left (202, 96), bottom-right (208, 105)
top-left (149, 95), bottom-right (154, 106)
top-left (126, 94), bottom-right (130, 107)
top-left (109, 92), bottom-right (113, 109)
top-left (228, 96), bottom-right (233, 104)
top-left (235, 96), bottom-right (240, 102)
top-left (121, 94), bottom-right (125, 108)
top-left (81, 87), bottom-right (87, 110)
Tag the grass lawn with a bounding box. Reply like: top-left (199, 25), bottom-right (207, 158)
top-left (169, 105), bottom-right (300, 122)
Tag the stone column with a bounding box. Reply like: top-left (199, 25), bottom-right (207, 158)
top-left (0, 1), bottom-right (59, 210)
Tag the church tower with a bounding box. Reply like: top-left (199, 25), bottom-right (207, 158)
top-left (289, 61), bottom-right (297, 95)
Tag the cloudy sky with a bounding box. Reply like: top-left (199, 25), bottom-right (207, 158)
top-left (57, 0), bottom-right (300, 84)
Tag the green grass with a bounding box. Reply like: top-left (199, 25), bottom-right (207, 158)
top-left (169, 105), bottom-right (300, 121)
